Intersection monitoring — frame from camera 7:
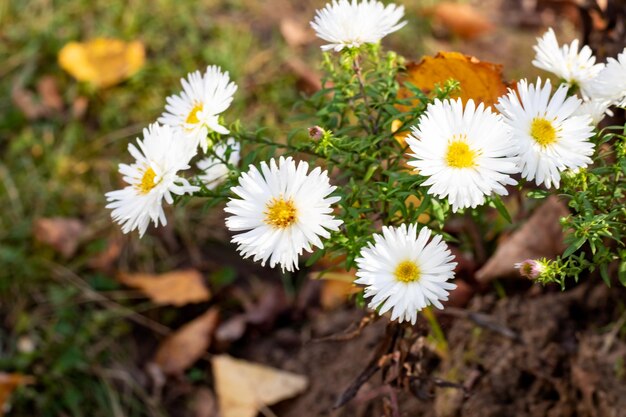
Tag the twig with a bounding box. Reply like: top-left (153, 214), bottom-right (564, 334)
top-left (441, 307), bottom-right (523, 343)
top-left (258, 404), bottom-right (279, 417)
top-left (601, 310), bottom-right (626, 355)
top-left (352, 55), bottom-right (378, 135)
top-left (44, 260), bottom-right (171, 336)
top-left (333, 322), bottom-right (398, 409)
top-left (311, 313), bottom-right (374, 343)
top-left (385, 385), bottom-right (400, 417)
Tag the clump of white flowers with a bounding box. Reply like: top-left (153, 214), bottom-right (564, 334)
top-left (105, 0), bottom-right (626, 325)
top-left (406, 98), bottom-right (519, 212)
top-left (310, 0), bottom-right (406, 52)
top-left (532, 28), bottom-right (604, 98)
top-left (355, 224), bottom-right (457, 324)
top-left (590, 48), bottom-right (626, 107)
top-left (197, 138), bottom-right (241, 190)
top-left (105, 123), bottom-right (199, 237)
top-left (497, 78), bottom-right (595, 189)
top-left (159, 65), bottom-right (237, 153)
top-left (224, 156), bottom-right (343, 272)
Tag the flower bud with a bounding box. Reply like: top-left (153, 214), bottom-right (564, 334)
top-left (308, 126), bottom-right (325, 141)
top-left (514, 259), bottom-right (546, 279)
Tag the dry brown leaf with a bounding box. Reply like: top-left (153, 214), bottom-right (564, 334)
top-left (153, 308), bottom-right (219, 375)
top-left (215, 315), bottom-right (247, 345)
top-left (475, 196), bottom-right (569, 282)
top-left (37, 76), bottom-right (63, 112)
top-left (58, 38), bottom-right (145, 88)
top-left (191, 387), bottom-right (218, 417)
top-left (88, 236), bottom-right (123, 271)
top-left (71, 96), bottom-right (89, 119)
top-left (212, 355), bottom-right (308, 417)
top-left (0, 373), bottom-right (34, 413)
top-left (118, 269), bottom-right (210, 306)
top-left (430, 2), bottom-right (495, 40)
top-left (320, 279), bottom-right (360, 310)
top-left (280, 17), bottom-right (314, 47)
top-left (286, 58), bottom-right (322, 94)
top-left (33, 217), bottom-right (85, 258)
top-left (11, 86), bottom-right (43, 120)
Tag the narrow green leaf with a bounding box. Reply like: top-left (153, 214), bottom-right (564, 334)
top-left (563, 236), bottom-right (586, 258)
top-left (600, 263), bottom-right (611, 287)
top-left (618, 261), bottom-right (626, 286)
top-left (492, 196), bottom-right (512, 223)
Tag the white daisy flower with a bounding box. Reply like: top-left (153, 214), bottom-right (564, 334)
top-left (589, 48), bottom-right (626, 107)
top-left (496, 78), bottom-right (595, 189)
top-left (405, 98), bottom-right (519, 212)
top-left (159, 65), bottom-right (237, 153)
top-left (197, 138), bottom-right (241, 190)
top-left (225, 156), bottom-right (343, 272)
top-left (355, 224), bottom-right (457, 324)
top-left (532, 28), bottom-right (604, 98)
top-left (105, 123), bottom-right (199, 237)
top-left (310, 0), bottom-right (406, 52)
top-left (575, 98), bottom-right (613, 125)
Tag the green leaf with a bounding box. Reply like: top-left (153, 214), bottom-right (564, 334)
top-left (305, 248), bottom-right (326, 267)
top-left (600, 263), bottom-right (611, 287)
top-left (363, 163), bottom-right (379, 182)
top-left (491, 195), bottom-right (512, 223)
top-left (619, 261), bottom-right (626, 286)
top-left (563, 236), bottom-right (587, 258)
top-left (527, 189), bottom-right (548, 199)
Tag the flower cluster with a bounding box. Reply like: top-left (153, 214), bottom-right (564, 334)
top-left (106, 0), bottom-right (626, 324)
top-left (107, 65), bottom-right (241, 237)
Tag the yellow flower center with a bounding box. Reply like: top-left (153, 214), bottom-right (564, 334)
top-left (394, 260), bottom-right (421, 283)
top-left (445, 139), bottom-right (477, 169)
top-left (137, 167), bottom-right (158, 194)
top-left (186, 102), bottom-right (204, 125)
top-left (264, 198), bottom-right (297, 229)
top-left (530, 117), bottom-right (557, 147)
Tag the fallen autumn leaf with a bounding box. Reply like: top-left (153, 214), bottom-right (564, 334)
top-left (212, 355), bottom-right (308, 417)
top-left (118, 269), bottom-right (210, 306)
top-left (153, 307), bottom-right (220, 375)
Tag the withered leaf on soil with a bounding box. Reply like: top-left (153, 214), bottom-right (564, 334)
top-left (285, 58), bottom-right (322, 94)
top-left (153, 307), bottom-right (219, 375)
top-left (190, 387), bottom-right (218, 417)
top-left (0, 373), bottom-right (35, 415)
top-left (395, 51), bottom-right (509, 144)
top-left (212, 355), bottom-right (308, 417)
top-left (399, 51), bottom-right (508, 110)
top-left (280, 17), bottom-right (314, 48)
top-left (87, 236), bottom-right (123, 271)
top-left (309, 269), bottom-right (361, 311)
top-left (37, 76), bottom-right (63, 112)
top-left (429, 2), bottom-right (495, 40)
top-left (58, 38), bottom-right (145, 88)
top-left (33, 217), bottom-right (85, 258)
top-left (475, 196), bottom-right (569, 282)
top-left (118, 269), bottom-right (210, 306)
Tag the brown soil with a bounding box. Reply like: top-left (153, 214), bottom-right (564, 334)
top-left (233, 280), bottom-right (626, 417)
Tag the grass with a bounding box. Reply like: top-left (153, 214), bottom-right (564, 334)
top-left (0, 0), bottom-right (434, 415)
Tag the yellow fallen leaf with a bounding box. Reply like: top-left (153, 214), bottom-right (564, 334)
top-left (118, 269), bottom-right (210, 306)
top-left (153, 308), bottom-right (219, 375)
top-left (212, 355), bottom-right (308, 417)
top-left (0, 373), bottom-right (34, 414)
top-left (58, 38), bottom-right (145, 88)
top-left (395, 51), bottom-right (509, 145)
